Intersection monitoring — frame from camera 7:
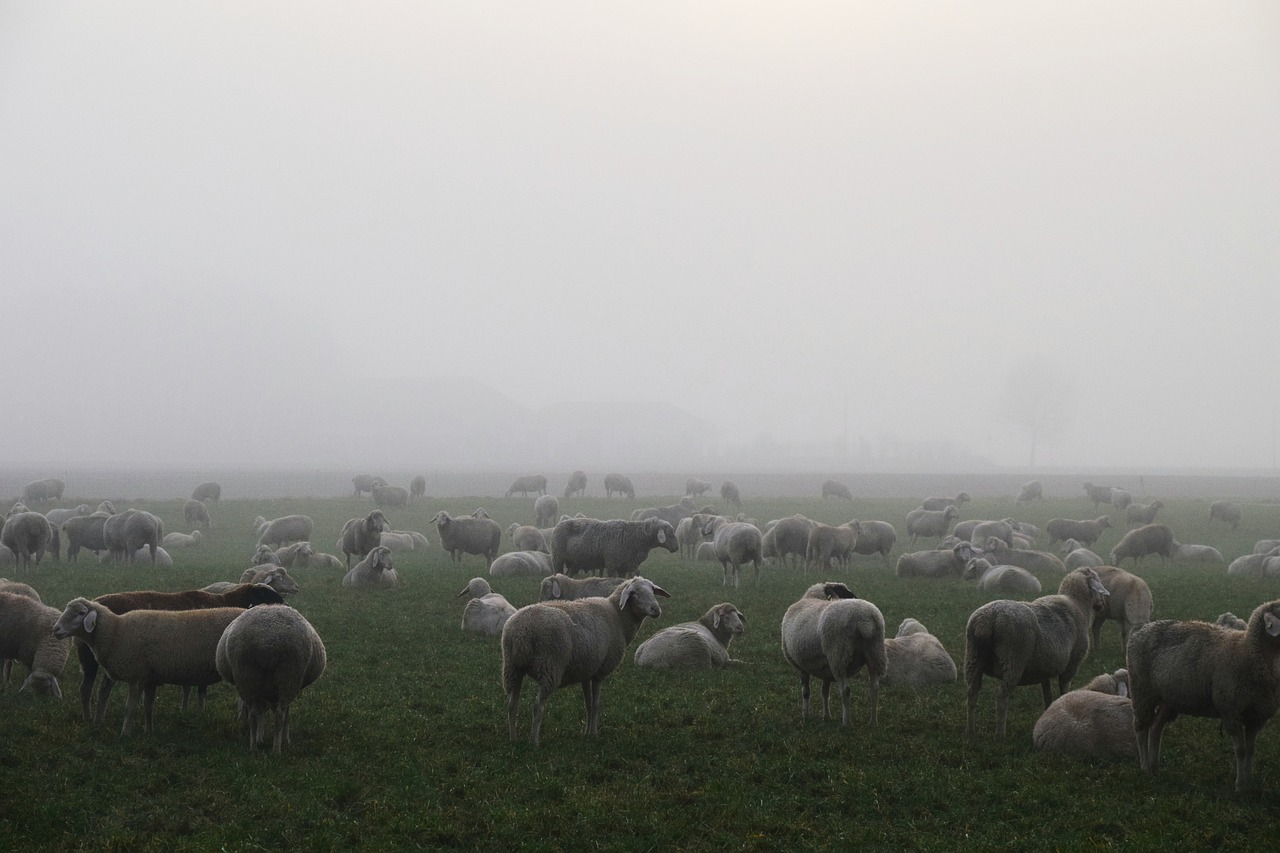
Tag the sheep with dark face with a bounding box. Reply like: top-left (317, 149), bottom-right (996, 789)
top-left (550, 517), bottom-right (678, 578)
top-left (341, 510), bottom-right (391, 568)
top-left (506, 475), bottom-right (548, 498)
top-left (603, 473), bottom-right (634, 499)
top-left (564, 470), bottom-right (587, 499)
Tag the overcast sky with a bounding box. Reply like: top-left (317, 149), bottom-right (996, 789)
top-left (2, 3), bottom-right (1277, 471)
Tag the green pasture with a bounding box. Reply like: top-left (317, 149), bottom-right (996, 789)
top-left (3, 490), bottom-right (1280, 850)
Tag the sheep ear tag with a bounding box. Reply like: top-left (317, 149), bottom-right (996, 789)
top-left (1265, 612), bottom-right (1280, 637)
top-left (83, 609), bottom-right (97, 633)
top-left (657, 529), bottom-right (667, 544)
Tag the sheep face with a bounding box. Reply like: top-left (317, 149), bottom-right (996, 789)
top-left (646, 519), bottom-right (679, 553)
top-left (619, 577), bottom-right (670, 619)
top-left (822, 582), bottom-right (857, 600)
top-left (370, 547), bottom-right (393, 572)
top-left (712, 606), bottom-right (745, 636)
top-left (52, 598), bottom-right (96, 639)
top-left (19, 670), bottom-right (62, 699)
top-left (1077, 568), bottom-right (1111, 612)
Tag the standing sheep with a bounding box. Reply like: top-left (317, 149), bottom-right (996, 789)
top-left (433, 511), bottom-right (502, 567)
top-left (351, 474), bottom-right (387, 497)
top-left (550, 517), bottom-right (678, 578)
top-left (340, 509), bottom-right (391, 568)
top-left (764, 515), bottom-right (816, 570)
top-left (805, 523), bottom-right (858, 572)
top-left (634, 603), bottom-right (745, 669)
top-left (215, 605), bottom-right (326, 755)
top-left (409, 475), bottom-right (426, 499)
top-left (564, 470), bottom-right (587, 499)
top-left (191, 482), bottom-right (221, 503)
top-left (684, 478), bottom-right (712, 497)
top-left (1016, 481), bottom-right (1043, 504)
top-left (163, 530), bottom-right (203, 550)
top-left (257, 515), bottom-right (314, 549)
top-left (534, 495), bottom-right (560, 529)
top-left (882, 618), bottom-right (957, 688)
top-left (849, 520), bottom-right (896, 567)
top-left (1125, 500), bottom-right (1164, 526)
top-left (822, 480), bottom-right (853, 500)
top-left (506, 475), bottom-right (548, 498)
top-left (921, 492), bottom-right (970, 512)
top-left (905, 505), bottom-right (959, 546)
top-left (1108, 524), bottom-right (1177, 568)
top-left (1082, 482), bottom-right (1116, 508)
top-left (507, 523), bottom-right (549, 554)
top-left (1045, 517), bottom-right (1112, 547)
top-left (183, 499), bottom-right (212, 530)
top-left (719, 480), bottom-right (742, 508)
top-left (370, 484), bottom-right (409, 509)
top-left (501, 576), bottom-right (670, 745)
top-left (0, 512), bottom-right (53, 575)
top-left (46, 504), bottom-right (91, 528)
top-left (21, 478), bottom-right (65, 504)
top-left (342, 546), bottom-right (398, 589)
top-left (1209, 500), bottom-right (1242, 530)
top-left (457, 577), bottom-right (517, 636)
top-left (1110, 489), bottom-right (1134, 514)
top-left (1089, 565), bottom-right (1154, 650)
top-left (603, 473), bottom-right (634, 500)
top-left (0, 592), bottom-right (70, 698)
top-left (702, 517), bottom-right (765, 588)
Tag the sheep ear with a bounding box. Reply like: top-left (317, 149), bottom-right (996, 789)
top-left (619, 583), bottom-right (633, 610)
top-left (1266, 612), bottom-right (1280, 637)
top-left (83, 608), bottom-right (97, 633)
top-left (713, 611), bottom-right (721, 629)
top-left (1117, 682), bottom-right (1129, 699)
top-left (651, 584), bottom-right (669, 598)
top-left (551, 580), bottom-right (561, 598)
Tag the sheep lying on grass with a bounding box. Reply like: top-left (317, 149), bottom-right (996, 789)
top-left (1032, 667), bottom-right (1135, 760)
top-left (490, 551), bottom-right (553, 577)
top-left (634, 603), bottom-right (745, 669)
top-left (342, 546), bottom-right (397, 589)
top-left (961, 558), bottom-right (1041, 597)
top-left (882, 618), bottom-right (956, 687)
top-left (539, 573), bottom-right (622, 602)
top-left (458, 577), bottom-right (517, 637)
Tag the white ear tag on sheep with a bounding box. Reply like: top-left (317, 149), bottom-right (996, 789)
top-left (1118, 682), bottom-right (1129, 699)
top-left (1266, 612), bottom-right (1280, 637)
top-left (657, 529), bottom-right (667, 544)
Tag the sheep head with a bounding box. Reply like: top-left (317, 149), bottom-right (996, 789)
top-left (822, 582), bottom-right (857, 600)
top-left (618, 577), bottom-right (669, 619)
top-left (458, 577), bottom-right (492, 599)
top-left (647, 519), bottom-right (679, 552)
top-left (710, 604), bottom-right (745, 636)
top-left (19, 670), bottom-right (62, 699)
top-left (53, 598), bottom-right (97, 639)
top-left (1076, 567), bottom-right (1111, 611)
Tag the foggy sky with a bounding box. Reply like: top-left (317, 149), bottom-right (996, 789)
top-left (3, 3), bottom-right (1278, 472)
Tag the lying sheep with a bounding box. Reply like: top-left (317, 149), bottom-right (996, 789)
top-left (982, 538), bottom-right (1067, 576)
top-left (371, 484), bottom-right (409, 509)
top-left (895, 542), bottom-right (977, 579)
top-left (409, 475), bottom-right (426, 499)
top-left (1209, 500), bottom-right (1243, 530)
top-left (534, 494), bottom-right (559, 529)
top-left (273, 541), bottom-right (315, 567)
top-left (968, 519), bottom-right (1017, 548)
top-left (204, 567), bottom-right (301, 596)
top-left (341, 546), bottom-right (397, 589)
top-left (1016, 480), bottom-right (1043, 503)
top-left (1128, 600), bottom-right (1280, 791)
top-left (507, 523), bottom-right (549, 554)
top-left (0, 592), bottom-right (70, 698)
top-left (882, 618), bottom-right (957, 688)
top-left (1061, 539), bottom-right (1104, 569)
top-left (634, 603), bottom-right (745, 669)
top-left (564, 470), bottom-right (587, 499)
top-left (1089, 565), bottom-right (1153, 650)
top-left (632, 496), bottom-right (697, 527)
top-left (1125, 500), bottom-right (1164, 526)
top-left (502, 576), bottom-right (669, 744)
top-left (1032, 668), bottom-right (1135, 760)
top-left (962, 558), bottom-right (1042, 597)
top-left (162, 530), bottom-right (203, 549)
top-left (822, 480), bottom-right (853, 500)
top-left (1174, 542), bottom-right (1223, 563)
top-left (0, 511), bottom-right (52, 575)
top-left (191, 482), bottom-right (221, 503)
top-left (434, 511), bottom-right (502, 568)
top-left (905, 506), bottom-right (959, 546)
top-left (1046, 517), bottom-right (1112, 547)
top-left (183, 499), bottom-right (211, 530)
top-left (251, 544), bottom-right (281, 565)
top-left (539, 573), bottom-right (623, 601)
top-left (490, 550), bottom-right (553, 577)
top-left (1254, 540), bottom-right (1280, 555)
top-left (964, 567), bottom-right (1111, 737)
top-left (457, 577), bottom-right (517, 636)
top-left (1108, 524), bottom-right (1176, 567)
top-left (780, 582), bottom-right (886, 726)
top-left (257, 515), bottom-right (314, 549)
top-left (604, 473), bottom-right (635, 499)
top-left (98, 546), bottom-right (173, 568)
top-left (849, 520), bottom-right (896, 567)
top-left (1227, 549), bottom-right (1280, 578)
top-left (341, 509), bottom-right (391, 567)
top-left (550, 517), bottom-right (678, 578)
top-left (379, 531), bottom-right (417, 553)
top-left (216, 604), bottom-right (326, 754)
top-left (702, 517), bottom-right (764, 588)
top-left (506, 475), bottom-right (548, 498)
top-left (921, 492), bottom-right (970, 512)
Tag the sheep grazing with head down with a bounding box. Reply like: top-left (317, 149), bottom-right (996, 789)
top-left (506, 475), bottom-right (548, 498)
top-left (1032, 667), bottom-right (1135, 760)
top-left (1209, 500), bottom-right (1242, 530)
top-left (370, 484), bottom-right (409, 510)
top-left (564, 470), bottom-right (587, 499)
top-left (191, 482), bottom-right (221, 503)
top-left (882, 618), bottom-right (957, 688)
top-left (183, 499), bottom-right (211, 531)
top-left (502, 575), bottom-right (669, 745)
top-left (341, 510), bottom-right (391, 568)
top-left (533, 495), bottom-right (559, 529)
top-left (433, 511), bottom-right (502, 567)
top-left (634, 602), bottom-right (746, 669)
top-left (351, 474), bottom-right (387, 498)
top-left (964, 567), bottom-right (1111, 738)
top-left (684, 477), bottom-right (712, 497)
top-left (1108, 524), bottom-right (1177, 568)
top-left (1016, 480), bottom-right (1043, 504)
top-left (849, 520), bottom-right (896, 568)
top-left (457, 577), bottom-right (517, 637)
top-left (1125, 500), bottom-right (1164, 526)
top-left (0, 592), bottom-right (70, 698)
top-left (1088, 565), bottom-right (1153, 651)
top-left (921, 492), bottom-right (970, 512)
top-left (822, 480), bottom-right (853, 500)
top-left (905, 506), bottom-right (959, 546)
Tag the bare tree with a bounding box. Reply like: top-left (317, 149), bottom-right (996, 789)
top-left (1002, 360), bottom-right (1075, 466)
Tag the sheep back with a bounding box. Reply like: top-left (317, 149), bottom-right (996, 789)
top-left (549, 518), bottom-right (677, 578)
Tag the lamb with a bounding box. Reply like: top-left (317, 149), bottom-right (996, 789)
top-left (490, 550), bottom-right (553, 577)
top-left (805, 522), bottom-right (857, 572)
top-left (21, 478), bottom-right (65, 504)
top-left (981, 538), bottom-right (1067, 576)
top-left (534, 495), bottom-right (560, 529)
top-left (822, 479), bottom-right (853, 500)
top-left (183, 499), bottom-right (211, 530)
top-left (964, 567), bottom-right (1111, 737)
top-left (340, 509), bottom-right (391, 568)
top-left (1128, 600), bottom-right (1280, 791)
top-left (564, 470), bottom-right (587, 499)
top-left (506, 474), bottom-right (548, 498)
top-left (1061, 539), bottom-right (1104, 569)
top-left (720, 480), bottom-right (742, 508)
top-left (409, 475), bottom-right (426, 499)
top-left (457, 577), bottom-right (517, 636)
top-left (1173, 542), bottom-right (1223, 563)
top-left (764, 515), bottom-right (815, 570)
top-left (780, 582), bottom-right (886, 726)
top-left (1088, 565), bottom-right (1153, 650)
top-left (0, 592), bottom-right (70, 698)
top-left (256, 515), bottom-right (314, 549)
top-left (1016, 480), bottom-right (1043, 503)
top-left (502, 575), bottom-right (669, 744)
top-left (1032, 669), bottom-right (1136, 760)
top-left (849, 520), bottom-right (896, 567)
top-left (962, 558), bottom-right (1042, 596)
top-left (1108, 524), bottom-right (1177, 567)
top-left (895, 541), bottom-right (977, 579)
top-left (191, 481), bottom-right (221, 502)
top-left (675, 516), bottom-right (704, 560)
top-left (0, 511), bottom-right (53, 574)
top-left (539, 573), bottom-right (623, 601)
top-left (296, 550), bottom-right (344, 570)
top-left (351, 473), bottom-right (387, 497)
top-left (507, 523), bottom-right (549, 554)
top-left (905, 505), bottom-right (959, 546)
top-left (882, 618), bottom-right (957, 687)
top-left (342, 545), bottom-right (397, 589)
top-left (1209, 500), bottom-right (1242, 530)
top-left (921, 492), bottom-right (970, 512)
top-left (1046, 516), bottom-right (1112, 547)
top-left (203, 567), bottom-right (301, 596)
top-left (1110, 488), bottom-right (1134, 513)
top-left (370, 484), bottom-right (409, 509)
top-left (433, 511), bottom-right (502, 567)
top-left (54, 599), bottom-right (246, 734)
top-left (685, 477), bottom-right (712, 497)
top-left (550, 517), bottom-right (678, 578)
top-left (634, 603), bottom-right (745, 669)
top-left (701, 517), bottom-right (765, 588)
top-left (1082, 482), bottom-right (1116, 508)
top-left (162, 530), bottom-right (203, 549)
top-left (1125, 500), bottom-right (1164, 526)
top-left (215, 605), bottom-right (326, 754)
top-left (45, 504), bottom-right (91, 528)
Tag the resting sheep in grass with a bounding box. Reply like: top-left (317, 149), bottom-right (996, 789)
top-left (216, 604), bottom-right (326, 755)
top-left (550, 517), bottom-right (677, 579)
top-left (508, 523), bottom-right (549, 554)
top-left (342, 545), bottom-right (397, 589)
top-left (1227, 549), bottom-right (1280, 578)
top-left (1061, 539), bottom-right (1104, 570)
top-left (273, 542), bottom-right (315, 567)
top-left (0, 592), bottom-right (69, 698)
top-left (882, 618), bottom-right (957, 688)
top-left (1209, 500), bottom-right (1242, 530)
top-left (490, 550), bottom-right (553, 577)
top-left (162, 530), bottom-right (203, 550)
top-left (539, 573), bottom-right (624, 601)
top-left (379, 531), bottom-right (417, 553)
top-left (203, 567), bottom-right (301, 596)
top-left (962, 558), bottom-right (1042, 596)
top-left (1032, 668), bottom-right (1135, 760)
top-left (1174, 542), bottom-right (1223, 563)
top-left (1216, 612), bottom-right (1248, 630)
top-left (434, 511), bottom-right (502, 567)
top-left (1108, 524), bottom-right (1177, 568)
top-left (702, 516), bottom-right (764, 588)
top-left (981, 538), bottom-right (1067, 576)
top-left (534, 495), bottom-right (559, 529)
top-left (905, 505), bottom-right (959, 546)
top-left (183, 499), bottom-right (211, 530)
top-left (341, 510), bottom-right (391, 568)
top-left (1128, 600), bottom-right (1280, 791)
top-left (564, 470), bottom-right (587, 499)
top-left (822, 480), bottom-right (853, 500)
top-left (256, 515), bottom-right (314, 550)
top-left (635, 603), bottom-right (745, 669)
top-left (502, 576), bottom-right (670, 745)
top-left (458, 577), bottom-right (517, 636)
top-left (251, 544), bottom-right (281, 566)
top-left (895, 541), bottom-right (978, 579)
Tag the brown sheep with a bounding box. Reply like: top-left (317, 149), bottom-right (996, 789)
top-left (1108, 524), bottom-right (1176, 568)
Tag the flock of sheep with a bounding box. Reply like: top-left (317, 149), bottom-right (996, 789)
top-left (2, 472), bottom-right (1279, 790)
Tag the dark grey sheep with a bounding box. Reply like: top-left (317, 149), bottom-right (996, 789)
top-left (433, 511), bottom-right (502, 567)
top-left (549, 517), bottom-right (678, 578)
top-left (340, 510), bottom-right (390, 568)
top-left (720, 480), bottom-right (742, 508)
top-left (409, 475), bottom-right (426, 499)
top-left (1108, 524), bottom-right (1176, 568)
top-left (564, 470), bottom-right (587, 499)
top-left (62, 514), bottom-right (108, 562)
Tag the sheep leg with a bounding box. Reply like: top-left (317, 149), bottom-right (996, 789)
top-left (95, 676), bottom-right (116, 724)
top-left (867, 672), bottom-right (880, 727)
top-left (0, 658), bottom-right (9, 687)
top-left (78, 643), bottom-right (98, 722)
top-left (142, 684), bottom-right (158, 733)
top-left (1091, 614), bottom-right (1104, 651)
top-left (1145, 704), bottom-right (1178, 773)
top-left (994, 679), bottom-right (1016, 739)
top-left (121, 683), bottom-right (143, 736)
top-left (798, 672), bottom-right (810, 720)
top-left (506, 677), bottom-right (523, 742)
top-left (197, 684), bottom-right (207, 712)
top-left (965, 669), bottom-right (983, 736)
top-left (273, 703), bottom-right (288, 755)
top-left (836, 677), bottom-right (850, 727)
top-left (820, 679), bottom-right (832, 721)
top-left (1041, 680), bottom-right (1054, 709)
top-left (181, 686), bottom-right (191, 711)
top-left (583, 678), bottom-right (603, 736)
top-left (1226, 720), bottom-right (1258, 792)
top-left (530, 679), bottom-right (555, 746)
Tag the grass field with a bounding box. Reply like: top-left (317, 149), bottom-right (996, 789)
top-left (4, 490), bottom-right (1280, 850)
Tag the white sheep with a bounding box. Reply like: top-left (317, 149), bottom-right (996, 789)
top-left (489, 550), bottom-right (553, 577)
top-left (507, 523), bottom-right (549, 554)
top-left (1172, 542), bottom-right (1223, 563)
top-left (501, 575), bottom-right (670, 745)
top-left (457, 577), bottom-right (517, 637)
top-left (701, 517), bottom-right (764, 588)
top-left (962, 558), bottom-right (1042, 597)
top-left (0, 591), bottom-right (70, 698)
top-left (379, 531), bottom-right (418, 553)
top-left (98, 546), bottom-right (174, 568)
top-left (203, 566), bottom-right (301, 596)
top-left (634, 603), bottom-right (746, 669)
top-left (341, 546), bottom-right (397, 589)
top-left (1060, 538), bottom-right (1104, 569)
top-left (215, 604), bottom-right (326, 754)
top-left (1227, 549), bottom-right (1280, 578)
top-left (1089, 565), bottom-right (1154, 651)
top-left (1032, 668), bottom-right (1135, 760)
top-left (882, 618), bottom-right (957, 688)
top-left (780, 582), bottom-right (887, 726)
top-left (538, 573), bottom-right (623, 601)
top-left (162, 530), bottom-right (203, 549)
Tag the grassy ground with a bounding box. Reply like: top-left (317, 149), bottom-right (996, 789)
top-left (4, 491), bottom-right (1280, 850)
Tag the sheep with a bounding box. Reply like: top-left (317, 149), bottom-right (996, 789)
top-left (634, 602), bottom-right (745, 669)
top-left (490, 550), bottom-right (553, 577)
top-left (921, 492), bottom-right (970, 512)
top-left (1128, 600), bottom-right (1280, 791)
top-left (203, 567), bottom-right (301, 596)
top-left (1209, 500), bottom-right (1243, 529)
top-left (457, 577), bottom-right (517, 636)
top-left (962, 558), bottom-right (1042, 596)
top-left (1125, 500), bottom-right (1164, 526)
top-left (340, 509), bottom-right (391, 567)
top-left (96, 500), bottom-right (116, 515)
top-left (401, 530), bottom-right (431, 550)
top-left (0, 592), bottom-right (69, 698)
top-left (1045, 516), bottom-right (1112, 547)
top-left (256, 515), bottom-right (314, 549)
top-left (273, 541), bottom-right (315, 567)
top-left (351, 473), bottom-right (387, 497)
top-left (506, 475), bottom-right (548, 498)
top-left (981, 538), bottom-right (1067, 576)
top-left (0, 579), bottom-right (42, 686)
top-left (967, 519), bottom-right (1017, 547)
top-left (507, 523), bottom-right (549, 554)
top-left (1108, 524), bottom-right (1176, 567)
top-left (470, 507), bottom-right (492, 519)
top-left (342, 546), bottom-right (397, 589)
top-left (964, 567), bottom-right (1111, 737)
top-left (433, 511), bottom-right (502, 567)
top-left (1174, 542), bottom-right (1223, 563)
top-left (54, 599), bottom-right (246, 734)
top-left (631, 496), bottom-right (697, 527)
top-left (763, 515), bottom-right (814, 570)
top-left (1226, 549), bottom-right (1280, 578)
top-left (502, 576), bottom-right (669, 744)
top-left (1088, 565), bottom-right (1153, 650)
top-left (534, 495), bottom-right (559, 529)
top-left (1082, 482), bottom-right (1116, 508)
top-left (215, 604), bottom-right (326, 754)
top-left (191, 481), bottom-right (221, 502)
top-left (409, 475), bottom-right (426, 499)
top-left (376, 531), bottom-right (414, 553)
top-left (805, 522), bottom-right (857, 572)
top-left (564, 470), bottom-right (587, 499)
top-left (550, 517), bottom-right (678, 578)
top-left (849, 520), bottom-right (896, 567)
top-left (97, 546), bottom-right (173, 568)
top-left (162, 530), bottom-right (203, 549)
top-left (905, 505), bottom-right (959, 546)
top-left (895, 541), bottom-right (978, 579)
top-left (1216, 612), bottom-right (1249, 630)
top-left (882, 618), bottom-right (957, 687)
top-left (602, 473), bottom-right (635, 499)
top-left (780, 582), bottom-right (886, 726)
top-left (696, 541), bottom-right (718, 561)
top-left (1016, 480), bottom-right (1043, 503)
top-left (675, 516), bottom-right (703, 560)
top-left (719, 480), bottom-right (742, 508)
top-left (1061, 539), bottom-right (1105, 569)
top-left (822, 479), bottom-right (853, 500)
top-left (252, 515), bottom-right (268, 535)
top-left (45, 504), bottom-right (91, 527)
top-left (370, 484), bottom-right (409, 509)
top-left (21, 478), bottom-right (64, 504)
top-left (0, 512), bottom-right (52, 574)
top-left (1110, 488), bottom-right (1134, 513)
top-left (1032, 669), bottom-right (1136, 760)
top-left (118, 510), bottom-right (163, 565)
top-left (251, 544), bottom-right (281, 565)
top-left (684, 477), bottom-right (712, 497)
top-left (179, 499), bottom-right (209, 531)
top-left (702, 517), bottom-right (764, 588)
top-left (539, 573), bottom-right (624, 601)
top-left (1255, 539), bottom-right (1280, 555)
top-left (296, 550), bottom-right (344, 570)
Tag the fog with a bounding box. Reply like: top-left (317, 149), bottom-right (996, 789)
top-left (3, 3), bottom-right (1278, 473)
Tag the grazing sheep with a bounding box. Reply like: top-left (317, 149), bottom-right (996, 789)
top-left (550, 517), bottom-right (678, 578)
top-left (849, 520), bottom-right (896, 567)
top-left (457, 577), bottom-right (517, 636)
top-left (1125, 500), bottom-right (1164, 526)
top-left (684, 478), bottom-right (712, 497)
top-left (1174, 542), bottom-right (1223, 563)
top-left (805, 522), bottom-right (857, 572)
top-left (46, 504), bottom-right (91, 528)
top-left (490, 550), bottom-right (553, 577)
top-left (1128, 600), bottom-right (1280, 791)
top-left (215, 605), bottom-right (326, 754)
top-left (506, 475), bottom-right (548, 498)
top-left (370, 484), bottom-right (409, 509)
top-left (409, 475), bottom-right (426, 499)
top-left (905, 505), bottom-right (959, 546)
top-left (720, 480), bottom-right (742, 508)
top-left (702, 517), bottom-right (765, 588)
top-left (116, 510), bottom-right (163, 565)
top-left (1016, 480), bottom-right (1043, 503)
top-left (340, 509), bottom-right (391, 568)
top-left (981, 538), bottom-right (1068, 576)
top-left (1082, 482), bottom-right (1116, 508)
top-left (342, 546), bottom-right (397, 589)
top-left (603, 473), bottom-right (635, 499)
top-left (502, 576), bottom-right (669, 744)
top-left (162, 530), bottom-right (203, 549)
top-left (1045, 517), bottom-right (1112, 547)
top-left (1088, 565), bottom-right (1153, 650)
top-left (183, 499), bottom-right (212, 530)
top-left (1032, 669), bottom-right (1136, 760)
top-left (763, 515), bottom-right (815, 570)
top-left (780, 582), bottom-right (886, 726)
top-left (822, 480), bottom-right (853, 500)
top-left (251, 544), bottom-right (281, 565)
top-left (635, 603), bottom-right (745, 669)
top-left (539, 573), bottom-right (623, 601)
top-left (191, 482), bottom-right (221, 503)
top-left (962, 558), bottom-right (1042, 596)
top-left (351, 473), bottom-right (387, 497)
top-left (895, 542), bottom-right (978, 579)
top-left (1209, 500), bottom-right (1243, 529)
top-left (921, 492), bottom-right (970, 512)
top-left (0, 592), bottom-right (69, 698)
top-left (433, 511), bottom-right (502, 567)
top-left (564, 470), bottom-right (587, 499)
top-left (534, 495), bottom-right (559, 529)
top-left (1108, 524), bottom-right (1177, 568)
top-left (0, 512), bottom-right (53, 575)
top-left (964, 567), bottom-right (1111, 737)
top-left (21, 478), bottom-right (65, 504)
top-left (96, 500), bottom-right (116, 515)
top-left (0, 579), bottom-right (42, 686)
top-left (507, 523), bottom-right (549, 554)
top-left (1110, 489), bottom-right (1134, 513)
top-left (882, 618), bottom-right (957, 688)
top-left (1216, 612), bottom-right (1248, 630)
top-left (257, 515), bottom-right (314, 549)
